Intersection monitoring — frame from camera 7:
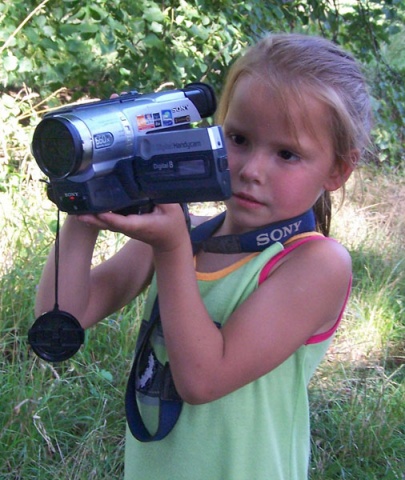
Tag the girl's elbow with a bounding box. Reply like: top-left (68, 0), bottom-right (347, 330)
top-left (176, 378), bottom-right (222, 405)
top-left (34, 295), bottom-right (52, 318)
top-left (179, 389), bottom-right (213, 406)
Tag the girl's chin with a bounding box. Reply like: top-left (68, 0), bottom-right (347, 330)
top-left (225, 203), bottom-right (276, 231)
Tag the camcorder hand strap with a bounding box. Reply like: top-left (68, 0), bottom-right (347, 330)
top-left (125, 208), bottom-right (316, 442)
top-left (125, 300), bottom-right (183, 442)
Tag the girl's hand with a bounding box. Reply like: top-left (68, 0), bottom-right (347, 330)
top-left (77, 203), bottom-right (189, 253)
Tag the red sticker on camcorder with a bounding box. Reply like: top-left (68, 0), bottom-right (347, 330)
top-left (136, 112), bottom-right (162, 131)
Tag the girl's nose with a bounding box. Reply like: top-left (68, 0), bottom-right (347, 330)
top-left (238, 150), bottom-right (268, 184)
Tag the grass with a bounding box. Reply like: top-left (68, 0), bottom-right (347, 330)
top-left (309, 169), bottom-right (405, 479)
top-left (0, 176), bottom-right (131, 478)
top-left (0, 167), bottom-right (404, 479)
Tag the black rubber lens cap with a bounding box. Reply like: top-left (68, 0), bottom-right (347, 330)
top-left (28, 309), bottom-right (85, 362)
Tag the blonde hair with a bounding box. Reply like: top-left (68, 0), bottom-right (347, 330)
top-left (216, 33), bottom-right (372, 235)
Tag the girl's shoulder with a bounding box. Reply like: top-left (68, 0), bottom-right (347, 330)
top-left (257, 235), bottom-right (352, 339)
top-left (291, 235), bottom-right (351, 272)
top-left (262, 234), bottom-right (351, 280)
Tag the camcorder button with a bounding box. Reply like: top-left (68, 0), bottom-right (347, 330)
top-left (217, 155), bottom-right (229, 172)
top-left (60, 195), bottom-right (89, 212)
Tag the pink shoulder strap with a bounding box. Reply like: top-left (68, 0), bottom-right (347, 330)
top-left (258, 235), bottom-right (352, 345)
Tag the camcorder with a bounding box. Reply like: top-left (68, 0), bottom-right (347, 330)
top-left (30, 79), bottom-right (231, 433)
top-left (28, 82), bottom-right (230, 364)
top-left (31, 82), bottom-right (231, 215)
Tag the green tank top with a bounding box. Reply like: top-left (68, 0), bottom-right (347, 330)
top-left (125, 241), bottom-right (335, 480)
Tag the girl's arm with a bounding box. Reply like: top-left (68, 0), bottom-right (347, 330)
top-left (81, 205), bottom-right (351, 403)
top-left (155, 229), bottom-right (351, 404)
top-left (35, 215), bottom-right (154, 329)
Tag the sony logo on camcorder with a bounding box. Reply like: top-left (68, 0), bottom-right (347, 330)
top-left (172, 105), bottom-right (189, 112)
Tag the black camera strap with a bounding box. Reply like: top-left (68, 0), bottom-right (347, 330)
top-left (125, 209), bottom-right (316, 442)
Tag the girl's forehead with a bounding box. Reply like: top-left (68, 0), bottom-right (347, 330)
top-left (227, 74), bottom-right (333, 152)
top-left (229, 74), bottom-right (329, 128)
top-left (232, 74), bottom-right (308, 108)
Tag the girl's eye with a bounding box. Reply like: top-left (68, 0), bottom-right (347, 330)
top-left (229, 134), bottom-right (247, 146)
top-left (278, 150), bottom-right (300, 162)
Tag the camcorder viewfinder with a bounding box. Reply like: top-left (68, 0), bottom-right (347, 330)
top-left (31, 82), bottom-right (231, 215)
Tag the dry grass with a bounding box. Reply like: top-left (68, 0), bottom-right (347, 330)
top-left (309, 167), bottom-right (404, 479)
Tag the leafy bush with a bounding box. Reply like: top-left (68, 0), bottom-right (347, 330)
top-left (0, 0), bottom-right (404, 171)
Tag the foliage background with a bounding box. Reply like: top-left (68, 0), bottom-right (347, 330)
top-left (0, 1), bottom-right (404, 478)
top-left (1, 0), bottom-right (404, 171)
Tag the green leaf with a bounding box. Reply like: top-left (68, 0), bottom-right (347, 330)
top-left (65, 39), bottom-right (83, 53)
top-left (18, 57), bottom-right (33, 73)
top-left (42, 25), bottom-right (56, 37)
top-left (24, 27), bottom-right (40, 44)
top-left (175, 15), bottom-right (185, 25)
top-left (89, 5), bottom-right (107, 21)
top-left (143, 33), bottom-right (164, 49)
top-left (143, 6), bottom-right (165, 23)
top-left (149, 21), bottom-right (164, 34)
top-left (189, 24), bottom-right (210, 41)
top-left (78, 23), bottom-right (100, 34)
top-left (39, 38), bottom-right (59, 51)
top-left (3, 55), bottom-right (18, 72)
top-left (59, 24), bottom-right (80, 36)
top-left (48, 219), bottom-right (58, 234)
top-left (1, 93), bottom-right (17, 109)
top-left (99, 369), bottom-right (114, 382)
top-left (34, 14), bottom-right (47, 28)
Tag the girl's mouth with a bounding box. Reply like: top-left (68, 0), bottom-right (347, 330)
top-left (233, 192), bottom-right (265, 208)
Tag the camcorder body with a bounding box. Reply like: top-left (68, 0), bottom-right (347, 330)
top-left (31, 82), bottom-right (230, 214)
top-left (28, 83), bottom-right (230, 362)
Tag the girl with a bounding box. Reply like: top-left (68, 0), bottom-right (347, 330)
top-left (35, 33), bottom-right (372, 479)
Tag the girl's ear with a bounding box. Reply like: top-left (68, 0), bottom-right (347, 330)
top-left (324, 149), bottom-right (359, 192)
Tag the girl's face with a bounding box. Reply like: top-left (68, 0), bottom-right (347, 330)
top-left (222, 75), bottom-right (344, 234)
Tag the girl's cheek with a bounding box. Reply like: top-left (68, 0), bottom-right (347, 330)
top-left (227, 149), bottom-right (242, 169)
top-left (228, 158), bottom-right (240, 178)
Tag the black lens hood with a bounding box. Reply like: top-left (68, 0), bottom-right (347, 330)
top-left (28, 309), bottom-right (85, 362)
top-left (183, 82), bottom-right (217, 118)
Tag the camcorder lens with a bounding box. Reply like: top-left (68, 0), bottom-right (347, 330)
top-left (32, 118), bottom-right (82, 178)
